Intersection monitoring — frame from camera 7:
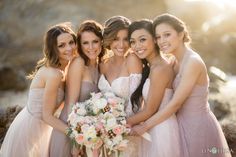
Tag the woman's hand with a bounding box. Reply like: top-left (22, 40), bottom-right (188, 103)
top-left (71, 146), bottom-right (84, 157)
top-left (130, 123), bottom-right (148, 136)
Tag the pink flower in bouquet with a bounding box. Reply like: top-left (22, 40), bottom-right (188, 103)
top-left (92, 92), bottom-right (102, 99)
top-left (75, 134), bottom-right (84, 144)
top-left (95, 121), bottom-right (104, 132)
top-left (112, 125), bottom-right (123, 135)
top-left (107, 98), bottom-right (118, 107)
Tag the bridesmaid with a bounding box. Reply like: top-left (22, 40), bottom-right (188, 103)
top-left (132, 13), bottom-right (231, 157)
top-left (98, 15), bottom-right (142, 157)
top-left (0, 23), bottom-right (76, 157)
top-left (127, 19), bottom-right (180, 157)
top-left (49, 20), bottom-right (104, 157)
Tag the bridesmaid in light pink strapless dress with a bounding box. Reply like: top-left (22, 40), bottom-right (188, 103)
top-left (152, 13), bottom-right (231, 157)
top-left (140, 79), bottom-right (180, 157)
top-left (49, 82), bottom-right (99, 157)
top-left (0, 88), bottom-right (64, 157)
top-left (174, 56), bottom-right (231, 157)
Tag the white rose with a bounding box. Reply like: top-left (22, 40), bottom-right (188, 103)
top-left (78, 107), bottom-right (87, 116)
top-left (92, 106), bottom-right (99, 114)
top-left (106, 118), bottom-right (117, 129)
top-left (94, 98), bottom-right (107, 109)
top-left (84, 126), bottom-right (97, 139)
top-left (104, 92), bottom-right (115, 98)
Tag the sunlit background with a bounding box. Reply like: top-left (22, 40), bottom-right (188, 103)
top-left (0, 0), bottom-right (236, 153)
top-left (1, 0), bottom-right (236, 74)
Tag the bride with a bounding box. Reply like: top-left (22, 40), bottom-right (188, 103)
top-left (98, 15), bottom-right (142, 157)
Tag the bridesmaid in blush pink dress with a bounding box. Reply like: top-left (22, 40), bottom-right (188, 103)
top-left (49, 20), bottom-right (104, 157)
top-left (0, 23), bottom-right (76, 157)
top-left (132, 13), bottom-right (231, 157)
top-left (172, 50), bottom-right (230, 157)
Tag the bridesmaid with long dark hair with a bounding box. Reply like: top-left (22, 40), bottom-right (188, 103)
top-left (127, 19), bottom-right (180, 157)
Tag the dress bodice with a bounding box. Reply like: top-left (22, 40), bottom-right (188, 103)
top-left (173, 51), bottom-right (210, 116)
top-left (173, 73), bottom-right (210, 115)
top-left (27, 88), bottom-right (64, 118)
top-left (98, 74), bottom-right (129, 99)
top-left (142, 79), bottom-right (173, 110)
top-left (78, 81), bottom-right (99, 102)
top-left (172, 51), bottom-right (230, 157)
top-left (60, 81), bottom-right (99, 122)
top-left (98, 74), bottom-right (142, 117)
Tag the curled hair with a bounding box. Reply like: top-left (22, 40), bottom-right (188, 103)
top-left (153, 13), bottom-right (191, 43)
top-left (128, 19), bottom-right (159, 112)
top-left (77, 20), bottom-right (104, 65)
top-left (28, 22), bottom-right (76, 79)
top-left (131, 59), bottom-right (150, 112)
top-left (103, 15), bottom-right (131, 49)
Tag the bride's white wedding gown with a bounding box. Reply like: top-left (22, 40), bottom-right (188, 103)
top-left (98, 74), bottom-right (142, 157)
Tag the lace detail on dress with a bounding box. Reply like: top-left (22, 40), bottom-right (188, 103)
top-left (126, 74), bottom-right (142, 117)
top-left (128, 74), bottom-right (142, 97)
top-left (98, 73), bottom-right (141, 117)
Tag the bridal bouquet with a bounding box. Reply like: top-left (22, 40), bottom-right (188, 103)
top-left (66, 102), bottom-right (103, 149)
top-left (67, 91), bottom-right (130, 153)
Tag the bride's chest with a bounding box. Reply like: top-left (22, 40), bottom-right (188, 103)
top-left (98, 75), bottom-right (130, 99)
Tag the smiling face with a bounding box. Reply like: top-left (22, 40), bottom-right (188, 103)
top-left (57, 33), bottom-right (76, 63)
top-left (130, 28), bottom-right (156, 59)
top-left (155, 23), bottom-right (184, 54)
top-left (80, 31), bottom-right (102, 61)
top-left (110, 29), bottom-right (129, 57)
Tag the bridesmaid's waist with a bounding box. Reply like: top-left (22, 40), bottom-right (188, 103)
top-left (177, 104), bottom-right (210, 116)
top-left (26, 105), bottom-right (42, 119)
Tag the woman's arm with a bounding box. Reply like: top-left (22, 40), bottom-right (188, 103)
top-left (133, 57), bottom-right (204, 134)
top-left (127, 65), bottom-right (173, 126)
top-left (65, 57), bottom-right (85, 109)
top-left (42, 69), bottom-right (68, 133)
top-left (65, 58), bottom-right (85, 157)
top-left (126, 53), bottom-right (142, 74)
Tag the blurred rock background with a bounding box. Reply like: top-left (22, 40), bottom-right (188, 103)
top-left (0, 0), bottom-right (235, 155)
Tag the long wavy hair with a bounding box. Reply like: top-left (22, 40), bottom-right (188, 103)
top-left (103, 15), bottom-right (131, 51)
top-left (28, 22), bottom-right (76, 79)
top-left (77, 20), bottom-right (105, 66)
top-left (128, 19), bottom-right (160, 113)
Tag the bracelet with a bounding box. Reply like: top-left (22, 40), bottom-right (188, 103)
top-left (65, 127), bottom-right (70, 135)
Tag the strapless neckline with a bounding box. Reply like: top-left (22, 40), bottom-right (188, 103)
top-left (100, 74), bottom-right (128, 88)
top-left (29, 87), bottom-right (64, 94)
top-left (100, 74), bottom-right (142, 88)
